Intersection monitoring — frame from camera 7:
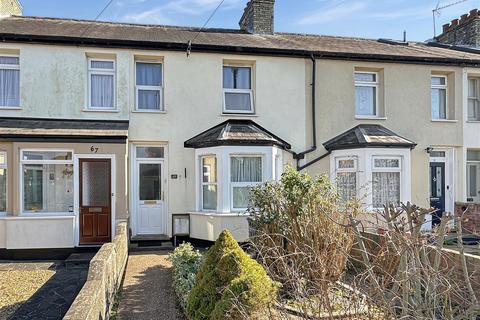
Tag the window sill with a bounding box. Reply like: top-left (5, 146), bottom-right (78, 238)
top-left (431, 119), bottom-right (458, 123)
top-left (82, 108), bottom-right (119, 113)
top-left (0, 106), bottom-right (22, 110)
top-left (220, 113), bottom-right (258, 118)
top-left (355, 116), bottom-right (387, 120)
top-left (132, 110), bottom-right (166, 114)
top-left (6, 214), bottom-right (75, 219)
top-left (466, 120), bottom-right (480, 123)
top-left (189, 211), bottom-right (250, 217)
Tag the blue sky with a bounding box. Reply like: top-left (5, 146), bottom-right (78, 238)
top-left (19, 0), bottom-right (480, 41)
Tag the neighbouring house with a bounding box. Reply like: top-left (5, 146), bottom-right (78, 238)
top-left (0, 0), bottom-right (480, 253)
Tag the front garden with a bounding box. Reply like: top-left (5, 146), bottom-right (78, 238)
top-left (169, 166), bottom-right (480, 320)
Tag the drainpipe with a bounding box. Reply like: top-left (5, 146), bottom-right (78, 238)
top-left (293, 54), bottom-right (317, 170)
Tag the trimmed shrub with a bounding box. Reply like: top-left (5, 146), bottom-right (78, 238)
top-left (186, 230), bottom-right (278, 320)
top-left (168, 242), bottom-right (204, 310)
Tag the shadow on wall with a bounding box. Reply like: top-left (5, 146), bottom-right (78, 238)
top-left (9, 266), bottom-right (88, 320)
top-left (115, 251), bottom-right (185, 320)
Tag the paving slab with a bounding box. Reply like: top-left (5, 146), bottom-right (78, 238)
top-left (116, 251), bottom-right (184, 320)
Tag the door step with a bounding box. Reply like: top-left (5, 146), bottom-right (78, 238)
top-left (65, 252), bottom-right (96, 270)
top-left (131, 234), bottom-right (170, 241)
top-left (129, 241), bottom-right (174, 251)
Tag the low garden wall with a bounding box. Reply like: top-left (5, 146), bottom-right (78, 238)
top-left (63, 222), bottom-right (128, 320)
top-left (455, 202), bottom-right (480, 234)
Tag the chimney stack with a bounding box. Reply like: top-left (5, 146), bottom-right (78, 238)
top-left (437, 9), bottom-right (480, 47)
top-left (0, 0), bottom-right (22, 17)
top-left (239, 0), bottom-right (275, 35)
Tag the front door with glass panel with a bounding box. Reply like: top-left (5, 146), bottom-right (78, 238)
top-left (79, 159), bottom-right (111, 244)
top-left (430, 162), bottom-right (445, 226)
top-left (137, 160), bottom-right (165, 234)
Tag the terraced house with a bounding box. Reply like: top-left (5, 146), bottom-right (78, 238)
top-left (0, 0), bottom-right (480, 253)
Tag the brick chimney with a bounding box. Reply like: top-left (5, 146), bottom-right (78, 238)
top-left (239, 0), bottom-right (275, 34)
top-left (0, 0), bottom-right (22, 17)
top-left (437, 9), bottom-right (480, 47)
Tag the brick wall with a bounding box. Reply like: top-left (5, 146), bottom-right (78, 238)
top-left (455, 202), bottom-right (480, 235)
top-left (239, 0), bottom-right (275, 34)
top-left (0, 0), bottom-right (22, 16)
top-left (437, 9), bottom-right (480, 47)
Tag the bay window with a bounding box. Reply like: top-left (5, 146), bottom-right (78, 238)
top-left (467, 150), bottom-right (480, 202)
top-left (355, 72), bottom-right (378, 117)
top-left (468, 78), bottom-right (480, 121)
top-left (372, 157), bottom-right (401, 208)
top-left (88, 58), bottom-right (115, 109)
top-left (0, 56), bottom-right (20, 108)
top-left (0, 152), bottom-right (6, 212)
top-left (431, 75), bottom-right (447, 120)
top-left (21, 150), bottom-right (74, 213)
top-left (223, 65), bottom-right (253, 113)
top-left (135, 62), bottom-right (163, 111)
top-left (230, 156), bottom-right (262, 211)
top-left (201, 156), bottom-right (217, 211)
top-left (335, 157), bottom-right (357, 203)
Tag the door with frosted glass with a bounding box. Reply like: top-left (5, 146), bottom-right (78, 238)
top-left (137, 161), bottom-right (165, 234)
top-left (80, 159), bottom-right (111, 244)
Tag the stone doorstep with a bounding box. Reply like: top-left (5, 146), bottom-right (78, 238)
top-left (65, 252), bottom-right (97, 270)
top-left (0, 261), bottom-right (60, 271)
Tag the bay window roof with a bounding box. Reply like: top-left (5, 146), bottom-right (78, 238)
top-left (184, 119), bottom-right (291, 149)
top-left (323, 124), bottom-right (416, 151)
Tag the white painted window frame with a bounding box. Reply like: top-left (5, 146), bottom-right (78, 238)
top-left (87, 58), bottom-right (116, 110)
top-left (466, 150), bottom-right (480, 201)
top-left (135, 61), bottom-right (164, 112)
top-left (200, 155), bottom-right (218, 212)
top-left (0, 151), bottom-right (7, 214)
top-left (20, 149), bottom-right (74, 216)
top-left (371, 156), bottom-right (402, 209)
top-left (229, 154), bottom-right (264, 212)
top-left (0, 54), bottom-right (20, 109)
top-left (335, 156), bottom-right (358, 201)
top-left (431, 75), bottom-right (448, 120)
top-left (354, 71), bottom-right (379, 117)
top-left (222, 65), bottom-right (254, 114)
top-left (467, 77), bottom-right (480, 121)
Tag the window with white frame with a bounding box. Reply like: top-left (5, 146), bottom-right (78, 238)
top-left (372, 157), bottom-right (401, 208)
top-left (21, 150), bottom-right (74, 213)
top-left (88, 59), bottom-right (115, 109)
top-left (201, 156), bottom-right (217, 211)
top-left (355, 72), bottom-right (378, 116)
top-left (135, 62), bottom-right (163, 111)
top-left (335, 157), bottom-right (357, 202)
top-left (431, 75), bottom-right (448, 119)
top-left (223, 65), bottom-right (253, 113)
top-left (468, 78), bottom-right (480, 121)
top-left (230, 156), bottom-right (262, 211)
top-left (0, 56), bottom-right (20, 108)
top-left (0, 152), bottom-right (6, 212)
top-left (467, 150), bottom-right (480, 202)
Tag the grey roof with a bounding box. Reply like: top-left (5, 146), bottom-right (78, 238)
top-left (184, 119), bottom-right (291, 149)
top-left (0, 117), bottom-right (129, 142)
top-left (2, 16), bottom-right (480, 65)
top-left (323, 124), bottom-right (416, 151)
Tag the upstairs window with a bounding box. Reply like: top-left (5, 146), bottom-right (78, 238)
top-left (468, 78), bottom-right (480, 121)
top-left (230, 156), bottom-right (262, 211)
top-left (223, 66), bottom-right (253, 113)
top-left (335, 157), bottom-right (357, 203)
top-left (0, 56), bottom-right (20, 108)
top-left (88, 59), bottom-right (115, 110)
top-left (372, 157), bottom-right (401, 208)
top-left (0, 152), bottom-right (6, 212)
top-left (431, 76), bottom-right (447, 119)
top-left (135, 62), bottom-right (163, 111)
top-left (355, 72), bottom-right (378, 117)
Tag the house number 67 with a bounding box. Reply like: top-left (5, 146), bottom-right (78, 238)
top-left (90, 146), bottom-right (99, 153)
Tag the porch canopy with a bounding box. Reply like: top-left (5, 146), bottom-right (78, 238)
top-left (184, 119), bottom-right (291, 149)
top-left (323, 124), bottom-right (416, 151)
top-left (0, 117), bottom-right (129, 143)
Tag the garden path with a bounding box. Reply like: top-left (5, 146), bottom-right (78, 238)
top-left (116, 250), bottom-right (184, 320)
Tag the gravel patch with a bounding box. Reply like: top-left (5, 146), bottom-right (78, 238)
top-left (0, 269), bottom-right (55, 319)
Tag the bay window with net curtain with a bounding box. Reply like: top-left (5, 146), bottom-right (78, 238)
top-left (0, 55), bottom-right (20, 108)
top-left (372, 157), bottom-right (401, 208)
top-left (88, 58), bottom-right (115, 110)
top-left (230, 156), bottom-right (263, 211)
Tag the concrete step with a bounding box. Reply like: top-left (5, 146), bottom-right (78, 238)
top-left (65, 252), bottom-right (95, 270)
top-left (129, 241), bottom-right (174, 252)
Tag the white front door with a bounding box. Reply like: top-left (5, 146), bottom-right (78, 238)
top-left (467, 162), bottom-right (480, 203)
top-left (136, 160), bottom-right (166, 234)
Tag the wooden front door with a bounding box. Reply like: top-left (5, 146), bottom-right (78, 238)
top-left (79, 159), bottom-right (111, 244)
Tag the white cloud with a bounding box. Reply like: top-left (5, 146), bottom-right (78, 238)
top-left (297, 1), bottom-right (367, 25)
